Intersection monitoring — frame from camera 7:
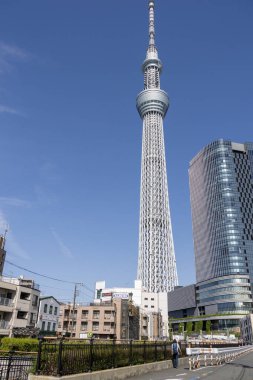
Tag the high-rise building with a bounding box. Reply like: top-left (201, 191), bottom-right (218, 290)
top-left (189, 139), bottom-right (253, 317)
top-left (136, 1), bottom-right (178, 293)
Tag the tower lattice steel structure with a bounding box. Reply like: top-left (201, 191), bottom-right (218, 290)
top-left (136, 0), bottom-right (178, 292)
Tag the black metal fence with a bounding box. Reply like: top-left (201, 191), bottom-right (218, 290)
top-left (35, 339), bottom-right (175, 377)
top-left (0, 352), bottom-right (37, 380)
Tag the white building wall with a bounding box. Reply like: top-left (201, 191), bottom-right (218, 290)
top-left (36, 297), bottom-right (60, 332)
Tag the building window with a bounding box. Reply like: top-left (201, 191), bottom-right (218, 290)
top-left (17, 311), bottom-right (27, 319)
top-left (44, 304), bottom-right (48, 313)
top-left (49, 305), bottom-right (53, 314)
top-left (52, 323), bottom-right (56, 331)
top-left (47, 322), bottom-right (51, 331)
top-left (92, 322), bottom-right (99, 331)
top-left (42, 321), bottom-right (45, 331)
top-left (29, 313), bottom-right (34, 324)
top-left (32, 295), bottom-right (38, 307)
top-left (81, 321), bottom-right (88, 331)
top-left (20, 292), bottom-right (30, 301)
top-left (82, 310), bottom-right (89, 318)
top-left (54, 307), bottom-right (58, 315)
top-left (104, 311), bottom-right (113, 319)
top-left (93, 311), bottom-right (100, 319)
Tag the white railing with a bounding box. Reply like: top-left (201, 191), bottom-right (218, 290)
top-left (187, 345), bottom-right (253, 370)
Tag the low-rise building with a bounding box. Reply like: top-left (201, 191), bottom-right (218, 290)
top-left (168, 278), bottom-right (252, 334)
top-left (0, 276), bottom-right (40, 337)
top-left (58, 298), bottom-right (136, 340)
top-left (94, 280), bottom-right (166, 339)
top-left (36, 296), bottom-right (60, 334)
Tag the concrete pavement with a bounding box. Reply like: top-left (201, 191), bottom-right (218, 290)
top-left (126, 351), bottom-right (253, 380)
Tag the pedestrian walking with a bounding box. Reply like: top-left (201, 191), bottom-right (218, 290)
top-left (171, 339), bottom-right (181, 368)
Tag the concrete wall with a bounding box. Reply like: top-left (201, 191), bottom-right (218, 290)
top-left (29, 357), bottom-right (189, 380)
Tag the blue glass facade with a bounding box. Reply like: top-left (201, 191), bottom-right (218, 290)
top-left (190, 140), bottom-right (253, 284)
top-left (189, 140), bottom-right (253, 315)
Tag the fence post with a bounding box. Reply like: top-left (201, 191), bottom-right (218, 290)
top-left (112, 338), bottom-right (116, 368)
top-left (6, 350), bottom-right (14, 380)
top-left (89, 338), bottom-right (94, 372)
top-left (57, 339), bottom-right (64, 377)
top-left (36, 338), bottom-right (43, 375)
top-left (155, 340), bottom-right (158, 361)
top-left (164, 341), bottom-right (167, 360)
top-left (129, 339), bottom-right (133, 365)
top-left (143, 340), bottom-right (147, 363)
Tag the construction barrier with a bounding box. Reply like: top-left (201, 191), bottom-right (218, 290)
top-left (187, 345), bottom-right (253, 370)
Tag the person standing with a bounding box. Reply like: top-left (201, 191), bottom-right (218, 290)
top-left (171, 339), bottom-right (181, 368)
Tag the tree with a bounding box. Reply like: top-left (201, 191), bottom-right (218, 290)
top-left (178, 323), bottom-right (184, 334)
top-left (194, 320), bottom-right (203, 333)
top-left (186, 321), bottom-right (193, 335)
top-left (206, 320), bottom-right (211, 334)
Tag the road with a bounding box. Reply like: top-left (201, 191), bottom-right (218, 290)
top-left (126, 351), bottom-right (253, 380)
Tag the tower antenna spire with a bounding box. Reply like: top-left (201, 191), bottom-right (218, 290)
top-left (148, 1), bottom-right (155, 47)
top-left (136, 1), bottom-right (178, 293)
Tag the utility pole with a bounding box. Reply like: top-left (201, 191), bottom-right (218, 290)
top-left (70, 283), bottom-right (83, 337)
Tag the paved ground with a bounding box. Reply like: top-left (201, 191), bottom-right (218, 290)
top-left (126, 351), bottom-right (253, 380)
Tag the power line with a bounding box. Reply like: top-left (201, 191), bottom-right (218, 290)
top-left (5, 259), bottom-right (94, 293)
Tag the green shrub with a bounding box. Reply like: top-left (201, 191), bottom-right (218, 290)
top-left (206, 321), bottom-right (211, 334)
top-left (0, 337), bottom-right (39, 352)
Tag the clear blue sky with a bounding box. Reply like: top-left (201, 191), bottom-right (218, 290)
top-left (0, 0), bottom-right (252, 303)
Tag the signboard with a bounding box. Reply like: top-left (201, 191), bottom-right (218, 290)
top-left (112, 293), bottom-right (129, 299)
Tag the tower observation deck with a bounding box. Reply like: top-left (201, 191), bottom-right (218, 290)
top-left (136, 1), bottom-right (178, 292)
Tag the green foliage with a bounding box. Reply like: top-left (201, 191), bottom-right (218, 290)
top-left (194, 320), bottom-right (203, 333)
top-left (0, 337), bottom-right (39, 352)
top-left (186, 321), bottom-right (193, 335)
top-left (178, 323), bottom-right (184, 334)
top-left (206, 320), bottom-right (211, 334)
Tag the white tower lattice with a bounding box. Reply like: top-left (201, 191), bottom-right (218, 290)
top-left (136, 1), bottom-right (178, 292)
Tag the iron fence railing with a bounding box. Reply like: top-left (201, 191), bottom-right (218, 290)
top-left (35, 339), bottom-right (175, 377)
top-left (0, 352), bottom-right (37, 380)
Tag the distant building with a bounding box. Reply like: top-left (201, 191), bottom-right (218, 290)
top-left (36, 296), bottom-right (60, 334)
top-left (240, 314), bottom-right (253, 344)
top-left (168, 285), bottom-right (197, 319)
top-left (57, 298), bottom-right (139, 340)
top-left (94, 280), bottom-right (167, 339)
top-left (0, 276), bottom-right (40, 337)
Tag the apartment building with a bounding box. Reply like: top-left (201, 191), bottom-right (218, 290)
top-left (58, 298), bottom-right (139, 340)
top-left (0, 276), bottom-right (40, 337)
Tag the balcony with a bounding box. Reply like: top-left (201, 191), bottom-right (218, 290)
top-left (0, 320), bottom-right (10, 330)
top-left (0, 297), bottom-right (14, 308)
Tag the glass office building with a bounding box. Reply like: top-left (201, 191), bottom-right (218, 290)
top-left (189, 140), bottom-right (253, 316)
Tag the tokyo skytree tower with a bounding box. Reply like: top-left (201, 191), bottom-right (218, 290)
top-left (136, 0), bottom-right (178, 292)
